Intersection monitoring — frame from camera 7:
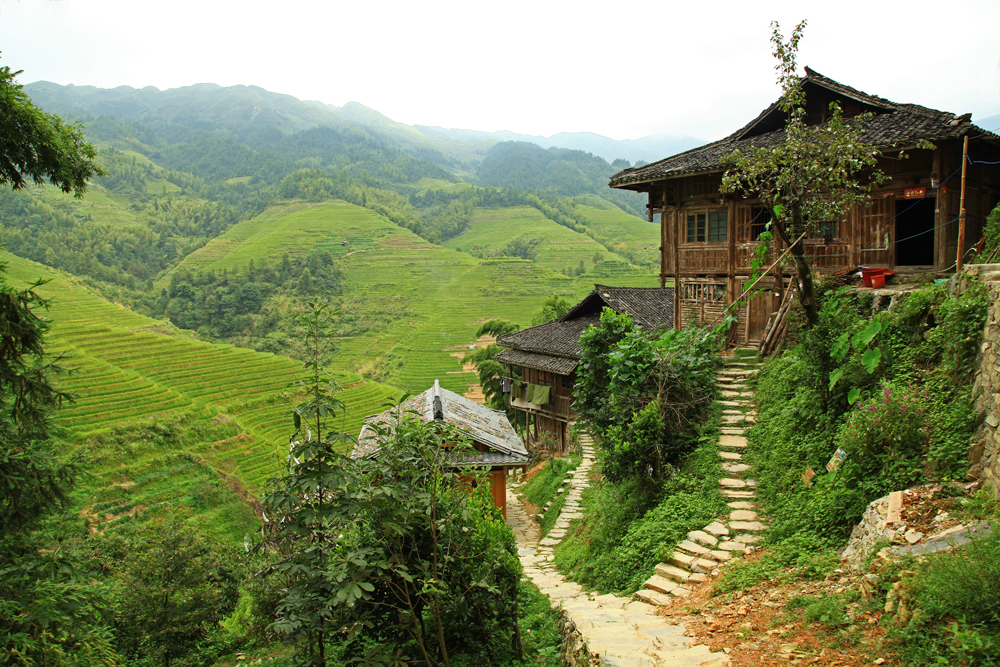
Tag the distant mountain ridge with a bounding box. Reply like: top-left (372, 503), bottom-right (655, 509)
top-left (24, 81), bottom-right (705, 168)
top-left (414, 125), bottom-right (705, 165)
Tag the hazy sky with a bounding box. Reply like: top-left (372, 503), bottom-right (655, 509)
top-left (3, 0), bottom-right (999, 142)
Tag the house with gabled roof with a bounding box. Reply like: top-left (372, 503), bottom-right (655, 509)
top-left (610, 68), bottom-right (1000, 343)
top-left (495, 285), bottom-right (674, 452)
top-left (355, 379), bottom-right (529, 518)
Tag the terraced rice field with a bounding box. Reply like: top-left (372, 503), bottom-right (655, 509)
top-left (574, 203), bottom-right (662, 266)
top-left (442, 206), bottom-right (633, 274)
top-left (155, 200), bottom-right (393, 287)
top-left (3, 253), bottom-right (401, 496)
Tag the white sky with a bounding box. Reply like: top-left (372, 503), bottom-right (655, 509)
top-left (2, 0), bottom-right (999, 142)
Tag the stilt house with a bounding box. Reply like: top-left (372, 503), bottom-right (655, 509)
top-left (495, 285), bottom-right (674, 452)
top-left (355, 380), bottom-right (529, 519)
top-left (610, 68), bottom-right (1000, 344)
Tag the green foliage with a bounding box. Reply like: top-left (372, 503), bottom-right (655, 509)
top-left (521, 456), bottom-right (581, 536)
top-left (889, 529), bottom-right (1000, 666)
top-left (574, 308), bottom-right (719, 482)
top-left (500, 233), bottom-right (544, 261)
top-left (530, 293), bottom-right (572, 326)
top-left (747, 279), bottom-right (987, 544)
top-left (975, 201), bottom-right (1000, 263)
top-left (259, 308), bottom-right (522, 665)
top-left (0, 262), bottom-right (122, 665)
top-left (115, 512), bottom-right (240, 667)
top-left (713, 534), bottom-right (839, 594)
top-left (554, 411), bottom-right (727, 595)
top-left (0, 60), bottom-right (105, 197)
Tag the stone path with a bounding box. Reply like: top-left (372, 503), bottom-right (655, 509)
top-left (508, 432), bottom-right (729, 666)
top-left (637, 351), bottom-right (767, 606)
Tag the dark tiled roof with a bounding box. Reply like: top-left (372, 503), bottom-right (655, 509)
top-left (563, 285), bottom-right (674, 331)
top-left (494, 349), bottom-right (579, 374)
top-left (496, 285), bottom-right (675, 360)
top-left (353, 380), bottom-right (529, 465)
top-left (611, 68), bottom-right (998, 189)
top-left (496, 314), bottom-right (599, 360)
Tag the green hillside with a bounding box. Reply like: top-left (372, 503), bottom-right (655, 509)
top-left (160, 200), bottom-right (660, 395)
top-left (443, 206), bottom-right (632, 272)
top-left (573, 200), bottom-right (662, 267)
top-left (3, 252), bottom-right (401, 534)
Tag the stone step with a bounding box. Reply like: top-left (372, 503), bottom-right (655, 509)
top-left (675, 539), bottom-right (716, 559)
top-left (729, 520), bottom-right (768, 531)
top-left (720, 477), bottom-right (748, 488)
top-left (634, 589), bottom-right (674, 607)
top-left (721, 489), bottom-right (756, 499)
top-left (654, 562), bottom-right (692, 583)
top-left (727, 501), bottom-right (755, 510)
top-left (643, 574), bottom-right (680, 595)
top-left (687, 530), bottom-right (719, 548)
top-left (729, 509), bottom-right (759, 521)
top-left (704, 521), bottom-right (730, 537)
top-left (723, 463), bottom-right (751, 474)
top-left (668, 550), bottom-right (717, 572)
top-left (719, 451), bottom-right (743, 460)
top-left (720, 390), bottom-right (753, 399)
top-left (717, 540), bottom-right (751, 553)
top-left (720, 427), bottom-right (747, 436)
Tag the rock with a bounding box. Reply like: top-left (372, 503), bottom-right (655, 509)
top-left (704, 522), bottom-right (730, 537)
top-left (904, 529), bottom-right (924, 545)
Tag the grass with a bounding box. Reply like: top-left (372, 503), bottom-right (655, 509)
top-left (521, 456), bottom-right (582, 536)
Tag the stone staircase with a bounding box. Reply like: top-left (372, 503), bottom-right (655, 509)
top-left (638, 351), bottom-right (767, 606)
top-left (511, 431), bottom-right (729, 666)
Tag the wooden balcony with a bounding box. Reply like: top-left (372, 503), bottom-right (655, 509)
top-left (510, 393), bottom-right (575, 420)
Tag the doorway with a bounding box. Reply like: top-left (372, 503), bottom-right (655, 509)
top-left (894, 198), bottom-right (935, 266)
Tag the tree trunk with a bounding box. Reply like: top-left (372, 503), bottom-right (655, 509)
top-left (774, 216), bottom-right (819, 328)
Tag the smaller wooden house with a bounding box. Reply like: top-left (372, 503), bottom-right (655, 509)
top-left (495, 285), bottom-right (674, 452)
top-left (355, 380), bottom-right (529, 519)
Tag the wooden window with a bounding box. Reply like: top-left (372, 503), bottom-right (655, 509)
top-left (810, 221), bottom-right (838, 240)
top-left (560, 374), bottom-right (574, 390)
top-left (708, 211), bottom-right (728, 242)
top-left (686, 213), bottom-right (705, 242)
top-left (750, 206), bottom-right (771, 240)
top-left (687, 210), bottom-right (727, 242)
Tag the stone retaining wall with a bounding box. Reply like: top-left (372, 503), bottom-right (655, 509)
top-left (963, 264), bottom-right (1000, 497)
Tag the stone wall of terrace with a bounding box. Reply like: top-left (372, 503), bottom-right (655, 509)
top-left (964, 264), bottom-right (1000, 497)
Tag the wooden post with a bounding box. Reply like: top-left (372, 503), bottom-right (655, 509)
top-left (957, 135), bottom-right (969, 272)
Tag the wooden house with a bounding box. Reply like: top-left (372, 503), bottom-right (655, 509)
top-left (495, 285), bottom-right (674, 452)
top-left (354, 380), bottom-right (529, 519)
top-left (610, 68), bottom-right (1000, 344)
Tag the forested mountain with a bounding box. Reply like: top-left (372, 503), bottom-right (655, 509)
top-left (415, 125), bottom-right (705, 164)
top-left (5, 80), bottom-right (661, 380)
top-left (475, 141), bottom-right (647, 217)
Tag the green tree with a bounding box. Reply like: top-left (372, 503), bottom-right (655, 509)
top-left (259, 307), bottom-right (522, 666)
top-left (464, 319), bottom-right (521, 410)
top-left (720, 21), bottom-right (888, 328)
top-left (0, 60), bottom-right (104, 196)
top-left (116, 513), bottom-right (239, 667)
top-left (574, 308), bottom-right (720, 481)
top-left (530, 293), bottom-right (572, 326)
top-left (0, 260), bottom-right (122, 666)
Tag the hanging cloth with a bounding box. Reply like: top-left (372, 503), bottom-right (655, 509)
top-left (532, 385), bottom-right (551, 406)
